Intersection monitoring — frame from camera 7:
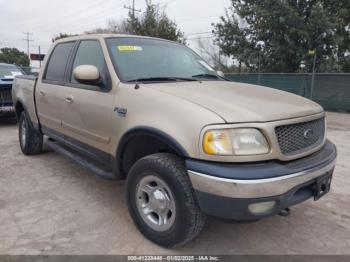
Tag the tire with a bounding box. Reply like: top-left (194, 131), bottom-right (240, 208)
top-left (19, 111), bottom-right (43, 155)
top-left (126, 153), bottom-right (206, 247)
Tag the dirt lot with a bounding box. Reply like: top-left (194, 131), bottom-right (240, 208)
top-left (0, 112), bottom-right (349, 255)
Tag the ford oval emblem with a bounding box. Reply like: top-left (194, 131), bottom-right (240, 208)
top-left (304, 128), bottom-right (314, 139)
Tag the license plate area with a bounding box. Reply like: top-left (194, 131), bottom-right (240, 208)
top-left (313, 173), bottom-right (332, 201)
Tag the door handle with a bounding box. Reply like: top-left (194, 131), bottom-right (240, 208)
top-left (39, 90), bottom-right (45, 96)
top-left (64, 95), bottom-right (74, 103)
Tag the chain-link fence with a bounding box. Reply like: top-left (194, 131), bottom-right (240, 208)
top-left (225, 73), bottom-right (350, 112)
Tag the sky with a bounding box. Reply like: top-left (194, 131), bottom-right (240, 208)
top-left (0, 0), bottom-right (231, 67)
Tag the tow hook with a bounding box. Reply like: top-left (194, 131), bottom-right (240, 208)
top-left (278, 208), bottom-right (291, 217)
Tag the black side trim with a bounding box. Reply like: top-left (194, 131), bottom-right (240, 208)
top-left (64, 135), bottom-right (111, 166)
top-left (42, 126), bottom-right (65, 143)
top-left (46, 139), bottom-right (118, 180)
top-left (41, 126), bottom-right (122, 178)
top-left (186, 140), bottom-right (337, 180)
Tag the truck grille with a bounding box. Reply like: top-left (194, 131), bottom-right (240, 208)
top-left (0, 86), bottom-right (13, 107)
top-left (275, 117), bottom-right (325, 155)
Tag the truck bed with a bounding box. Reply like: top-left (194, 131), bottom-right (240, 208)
top-left (12, 75), bottom-right (39, 124)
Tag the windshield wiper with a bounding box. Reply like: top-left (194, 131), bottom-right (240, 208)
top-left (126, 77), bottom-right (197, 83)
top-left (192, 73), bottom-right (220, 80)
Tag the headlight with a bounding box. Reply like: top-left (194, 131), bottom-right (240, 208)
top-left (203, 128), bottom-right (269, 156)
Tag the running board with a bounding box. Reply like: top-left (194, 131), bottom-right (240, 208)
top-left (46, 139), bottom-right (118, 180)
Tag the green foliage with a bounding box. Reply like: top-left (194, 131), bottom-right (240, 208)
top-left (74, 1), bottom-right (184, 42)
top-left (0, 48), bottom-right (30, 67)
top-left (126, 1), bottom-right (185, 43)
top-left (213, 0), bottom-right (350, 73)
top-left (52, 33), bottom-right (78, 42)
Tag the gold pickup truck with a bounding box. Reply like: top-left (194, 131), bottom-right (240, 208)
top-left (12, 34), bottom-right (337, 247)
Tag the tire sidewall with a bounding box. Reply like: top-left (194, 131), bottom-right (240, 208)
top-left (19, 112), bottom-right (29, 153)
top-left (126, 156), bottom-right (195, 247)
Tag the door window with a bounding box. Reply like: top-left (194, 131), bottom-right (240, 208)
top-left (44, 42), bottom-right (75, 82)
top-left (70, 40), bottom-right (106, 84)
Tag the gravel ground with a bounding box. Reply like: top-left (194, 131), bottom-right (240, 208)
top-left (0, 112), bottom-right (349, 255)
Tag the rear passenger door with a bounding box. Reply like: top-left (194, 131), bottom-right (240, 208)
top-left (37, 42), bottom-right (75, 134)
top-left (59, 40), bottom-right (114, 154)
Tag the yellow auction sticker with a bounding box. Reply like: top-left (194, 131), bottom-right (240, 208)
top-left (118, 45), bottom-right (143, 51)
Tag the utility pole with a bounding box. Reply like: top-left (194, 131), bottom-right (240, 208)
top-left (310, 49), bottom-right (317, 100)
top-left (124, 0), bottom-right (141, 18)
top-left (23, 32), bottom-right (34, 64)
top-left (38, 45), bottom-right (42, 68)
top-left (256, 41), bottom-right (264, 85)
top-left (258, 50), bottom-right (261, 85)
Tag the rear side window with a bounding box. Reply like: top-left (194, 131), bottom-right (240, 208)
top-left (44, 42), bottom-right (75, 82)
top-left (70, 40), bottom-right (106, 84)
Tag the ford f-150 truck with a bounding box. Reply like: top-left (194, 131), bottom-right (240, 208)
top-left (12, 34), bottom-right (337, 247)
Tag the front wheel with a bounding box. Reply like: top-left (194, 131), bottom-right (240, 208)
top-left (19, 111), bottom-right (43, 155)
top-left (126, 153), bottom-right (206, 247)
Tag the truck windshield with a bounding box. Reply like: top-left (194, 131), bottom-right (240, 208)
top-left (106, 37), bottom-right (221, 83)
top-left (0, 64), bottom-right (23, 79)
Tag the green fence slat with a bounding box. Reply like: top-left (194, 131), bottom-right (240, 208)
top-left (225, 74), bottom-right (350, 112)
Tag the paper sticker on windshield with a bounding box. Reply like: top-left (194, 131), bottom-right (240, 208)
top-left (118, 45), bottom-right (143, 52)
top-left (199, 60), bottom-right (215, 71)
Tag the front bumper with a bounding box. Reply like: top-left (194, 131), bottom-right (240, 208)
top-left (186, 140), bottom-right (337, 221)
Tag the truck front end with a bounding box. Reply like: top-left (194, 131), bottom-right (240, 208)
top-left (187, 113), bottom-right (336, 221)
top-left (0, 63), bottom-right (24, 116)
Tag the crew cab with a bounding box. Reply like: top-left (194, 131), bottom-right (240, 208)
top-left (12, 34), bottom-right (337, 247)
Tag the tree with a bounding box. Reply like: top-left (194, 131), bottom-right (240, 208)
top-left (85, 19), bottom-right (129, 34)
top-left (83, 1), bottom-right (185, 42)
top-left (196, 38), bottom-right (232, 72)
top-left (322, 0), bottom-right (350, 72)
top-left (52, 33), bottom-right (78, 42)
top-left (213, 0), bottom-right (350, 73)
top-left (0, 48), bottom-right (29, 67)
top-left (126, 0), bottom-right (185, 43)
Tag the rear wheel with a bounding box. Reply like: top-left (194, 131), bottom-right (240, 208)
top-left (19, 111), bottom-right (43, 155)
top-left (126, 153), bottom-right (206, 247)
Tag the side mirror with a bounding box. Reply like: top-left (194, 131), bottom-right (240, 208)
top-left (217, 71), bottom-right (225, 78)
top-left (73, 65), bottom-right (100, 85)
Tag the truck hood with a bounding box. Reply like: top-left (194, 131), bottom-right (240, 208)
top-left (148, 81), bottom-right (323, 123)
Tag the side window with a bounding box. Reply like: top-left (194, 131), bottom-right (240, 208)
top-left (44, 42), bottom-right (74, 82)
top-left (71, 40), bottom-right (106, 84)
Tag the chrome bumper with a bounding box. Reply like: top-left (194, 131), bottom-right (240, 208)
top-left (188, 159), bottom-right (336, 199)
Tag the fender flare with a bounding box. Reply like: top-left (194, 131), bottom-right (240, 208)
top-left (115, 126), bottom-right (189, 175)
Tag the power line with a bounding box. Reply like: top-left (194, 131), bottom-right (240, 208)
top-left (187, 35), bottom-right (215, 41)
top-left (29, 0), bottom-right (117, 32)
top-left (177, 15), bottom-right (221, 24)
top-left (185, 31), bottom-right (212, 36)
